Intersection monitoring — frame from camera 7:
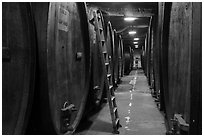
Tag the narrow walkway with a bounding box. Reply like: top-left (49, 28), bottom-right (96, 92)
top-left (75, 69), bottom-right (166, 135)
top-left (117, 69), bottom-right (166, 134)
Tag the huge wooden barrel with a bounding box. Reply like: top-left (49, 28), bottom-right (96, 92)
top-left (103, 13), bottom-right (117, 88)
top-left (113, 30), bottom-right (119, 86)
top-left (159, 2), bottom-right (202, 134)
top-left (168, 2), bottom-right (191, 126)
top-left (2, 3), bottom-right (36, 134)
top-left (150, 4), bottom-right (164, 110)
top-left (106, 22), bottom-right (115, 87)
top-left (130, 48), bottom-right (134, 70)
top-left (96, 10), bottom-right (113, 101)
top-left (118, 35), bottom-right (124, 80)
top-left (124, 46), bottom-right (132, 75)
top-left (86, 7), bottom-right (106, 107)
top-left (27, 3), bottom-right (91, 134)
top-left (102, 13), bottom-right (121, 87)
top-left (155, 2), bottom-right (171, 133)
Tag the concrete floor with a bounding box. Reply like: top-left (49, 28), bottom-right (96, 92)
top-left (75, 69), bottom-right (167, 135)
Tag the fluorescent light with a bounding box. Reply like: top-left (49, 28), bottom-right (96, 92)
top-left (133, 41), bottom-right (138, 44)
top-left (134, 38), bottom-right (139, 41)
top-left (135, 45), bottom-right (138, 48)
top-left (124, 17), bottom-right (137, 21)
top-left (129, 31), bottom-right (136, 35)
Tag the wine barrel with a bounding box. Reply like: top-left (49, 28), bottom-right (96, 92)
top-left (2, 3), bottom-right (36, 134)
top-left (86, 7), bottom-right (106, 106)
top-left (103, 14), bottom-right (120, 87)
top-left (130, 48), bottom-right (134, 70)
top-left (168, 2), bottom-right (191, 126)
top-left (28, 3), bottom-right (91, 134)
top-left (124, 46), bottom-right (132, 75)
top-left (157, 3), bottom-right (172, 133)
top-left (113, 30), bottom-right (119, 86)
top-left (106, 22), bottom-right (115, 87)
top-left (118, 35), bottom-right (124, 81)
top-left (159, 2), bottom-right (202, 134)
top-left (96, 10), bottom-right (113, 101)
top-left (103, 12), bottom-right (116, 88)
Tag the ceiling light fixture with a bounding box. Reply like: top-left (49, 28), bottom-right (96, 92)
top-left (133, 41), bottom-right (138, 44)
top-left (135, 45), bottom-right (138, 48)
top-left (124, 17), bottom-right (137, 22)
top-left (134, 38), bottom-right (139, 41)
top-left (129, 31), bottom-right (136, 35)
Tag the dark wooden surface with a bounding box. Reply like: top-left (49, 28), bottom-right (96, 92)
top-left (27, 3), bottom-right (91, 134)
top-left (168, 2), bottom-right (192, 127)
top-left (118, 35), bottom-right (124, 80)
top-left (2, 3), bottom-right (36, 134)
top-left (189, 2), bottom-right (202, 135)
top-left (159, 2), bottom-right (172, 131)
top-left (124, 46), bottom-right (132, 75)
top-left (106, 22), bottom-right (116, 87)
top-left (113, 30), bottom-right (119, 86)
top-left (157, 2), bottom-right (165, 111)
top-left (87, 7), bottom-right (106, 106)
top-left (156, 3), bottom-right (202, 134)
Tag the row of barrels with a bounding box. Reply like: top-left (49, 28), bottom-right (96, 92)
top-left (124, 46), bottom-right (134, 75)
top-left (141, 2), bottom-right (201, 135)
top-left (2, 2), bottom-right (126, 135)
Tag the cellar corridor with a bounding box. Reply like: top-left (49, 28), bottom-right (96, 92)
top-left (3, 2), bottom-right (201, 135)
top-left (75, 69), bottom-right (166, 135)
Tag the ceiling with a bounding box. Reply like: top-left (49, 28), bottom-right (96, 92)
top-left (87, 2), bottom-right (158, 50)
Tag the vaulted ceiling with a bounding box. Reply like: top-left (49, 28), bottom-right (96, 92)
top-left (87, 2), bottom-right (158, 50)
